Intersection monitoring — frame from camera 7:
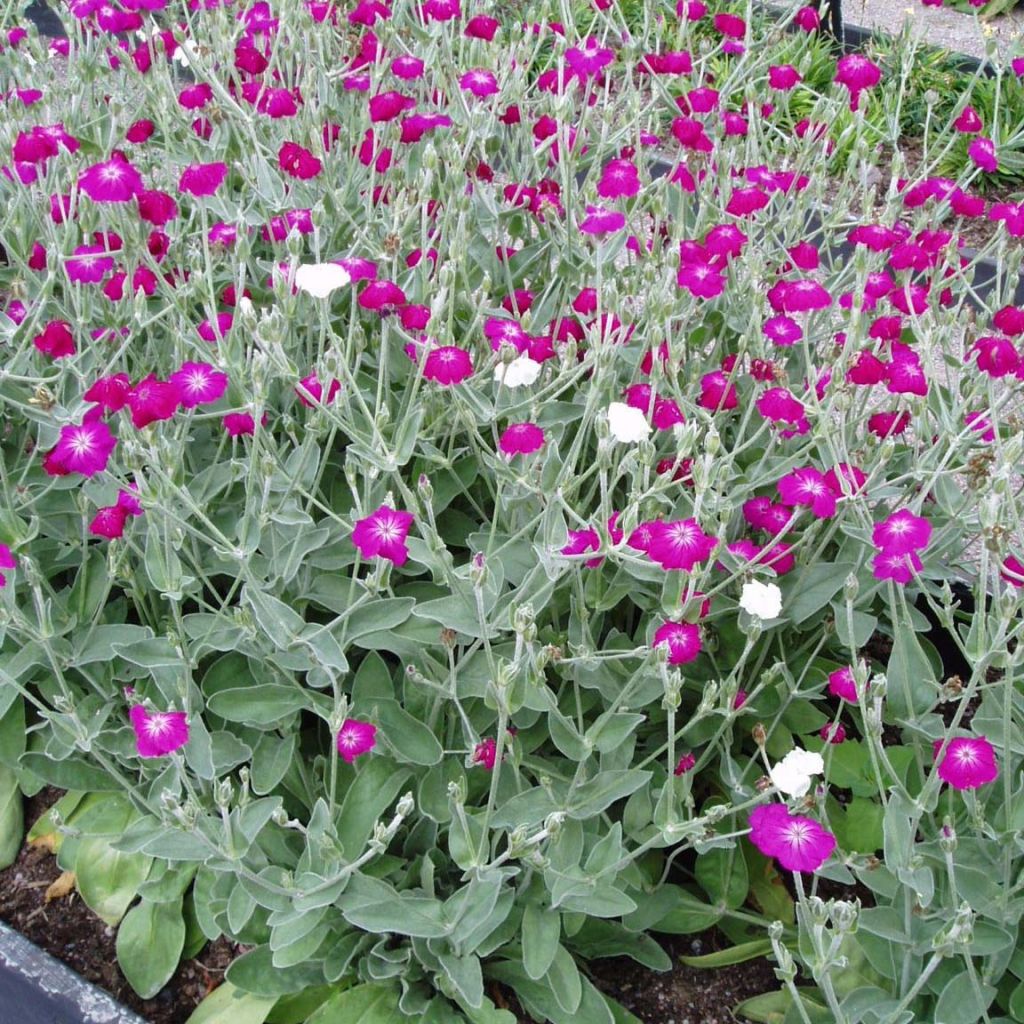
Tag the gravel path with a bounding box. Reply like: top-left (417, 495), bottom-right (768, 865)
top-left (841, 0), bottom-right (1024, 62)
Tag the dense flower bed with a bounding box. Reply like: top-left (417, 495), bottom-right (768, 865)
top-left (1, 0), bottom-right (1024, 1022)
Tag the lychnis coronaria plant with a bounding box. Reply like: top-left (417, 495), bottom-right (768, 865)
top-left (1, 0), bottom-right (1023, 1021)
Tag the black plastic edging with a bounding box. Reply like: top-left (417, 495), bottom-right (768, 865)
top-left (0, 921), bottom-right (147, 1024)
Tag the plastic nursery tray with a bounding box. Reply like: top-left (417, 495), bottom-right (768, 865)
top-left (0, 921), bottom-right (147, 1024)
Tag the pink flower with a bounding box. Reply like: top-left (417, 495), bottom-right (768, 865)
top-left (460, 68), bottom-right (499, 97)
top-left (79, 154), bottom-right (144, 203)
top-left (749, 804), bottom-right (836, 873)
top-left (197, 313), bottom-right (233, 343)
top-left (561, 528), bottom-right (603, 568)
top-left (873, 509), bottom-right (931, 554)
top-left (597, 158), bottom-right (640, 199)
top-left (473, 737), bottom-right (498, 770)
top-left (336, 718), bottom-right (377, 763)
top-left (623, 384), bottom-right (685, 430)
top-left (579, 206), bottom-right (626, 235)
top-left (352, 505), bottom-right (414, 566)
top-left (89, 505), bottom-right (129, 539)
top-left (279, 141), bottom-right (321, 179)
top-left (296, 373), bottom-right (341, 407)
top-left (170, 362), bottom-right (229, 408)
top-left (130, 704), bottom-right (190, 757)
top-left (699, 370), bottom-right (738, 412)
top-left (769, 64), bottom-right (801, 90)
top-left (422, 346), bottom-right (474, 385)
top-left (180, 162), bottom-right (228, 196)
top-left (677, 261), bottom-right (725, 299)
top-left (33, 320), bottom-right (75, 359)
top-left (0, 543), bottom-right (16, 588)
top-left (968, 137), bottom-right (998, 173)
top-left (773, 279), bottom-right (832, 313)
top-left (674, 752), bottom-right (697, 775)
top-left (872, 550), bottom-right (922, 585)
top-left (934, 736), bottom-right (998, 790)
top-left (84, 373), bottom-right (132, 412)
top-left (828, 666), bottom-right (859, 702)
top-left (53, 420), bottom-right (117, 476)
top-left (127, 374), bottom-right (182, 428)
top-left (647, 519), bottom-right (718, 571)
top-left (499, 422), bottom-right (545, 456)
top-left (359, 280), bottom-right (407, 311)
top-left (653, 621), bottom-right (702, 665)
top-left (778, 467), bottom-right (836, 518)
top-left (820, 723), bottom-right (846, 745)
top-left (66, 245), bottom-right (114, 284)
top-left (369, 90), bottom-right (415, 122)
top-left (565, 37), bottom-right (614, 77)
top-left (972, 335), bottom-right (1020, 378)
top-left (465, 14), bottom-right (498, 39)
top-left (954, 106), bottom-right (983, 133)
top-left (224, 412), bottom-right (259, 436)
top-left (1001, 555), bottom-right (1024, 587)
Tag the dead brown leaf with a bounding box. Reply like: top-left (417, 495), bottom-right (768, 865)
top-left (44, 871), bottom-right (76, 902)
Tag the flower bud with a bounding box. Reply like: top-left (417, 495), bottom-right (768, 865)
top-left (844, 573), bottom-right (859, 603)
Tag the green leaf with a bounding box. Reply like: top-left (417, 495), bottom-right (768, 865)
top-left (631, 888), bottom-right (721, 935)
top-left (695, 846), bottom-right (748, 910)
top-left (244, 586), bottom-right (306, 649)
top-left (341, 893), bottom-right (449, 938)
top-left (568, 920), bottom-right (672, 971)
top-left (184, 982), bottom-right (278, 1024)
top-left (373, 700), bottom-right (443, 765)
top-left (885, 625), bottom-right (937, 720)
top-left (19, 752), bottom-right (122, 791)
top-left (226, 946), bottom-right (326, 997)
top-left (116, 898), bottom-right (186, 998)
top-left (341, 598), bottom-right (416, 642)
top-left (267, 987), bottom-right (338, 1024)
top-left (548, 944), bottom-right (583, 1015)
top-left (522, 902), bottom-right (561, 980)
top-left (436, 950), bottom-right (484, 1008)
top-left (75, 836), bottom-right (153, 926)
top-left (679, 938), bottom-right (773, 968)
top-left (0, 764), bottom-right (23, 869)
top-left (785, 563), bottom-right (854, 623)
top-left (336, 758), bottom-right (411, 859)
top-left (306, 982), bottom-right (404, 1024)
top-left (207, 685), bottom-right (309, 725)
top-left (567, 770), bottom-right (651, 819)
top-left (934, 969), bottom-right (995, 1024)
top-left (251, 732), bottom-right (297, 795)
top-left (733, 989), bottom-right (831, 1024)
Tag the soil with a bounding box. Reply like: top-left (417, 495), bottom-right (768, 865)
top-left (1, 789), bottom-right (782, 1024)
top-left (0, 788), bottom-right (239, 1024)
top-left (586, 932), bottom-right (779, 1024)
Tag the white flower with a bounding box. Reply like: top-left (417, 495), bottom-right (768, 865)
top-left (494, 355), bottom-right (542, 388)
top-left (739, 581), bottom-right (783, 620)
top-left (294, 262), bottom-right (352, 298)
top-left (608, 402), bottom-right (651, 443)
top-left (769, 748), bottom-right (825, 798)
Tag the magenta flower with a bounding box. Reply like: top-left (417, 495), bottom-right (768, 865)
top-left (597, 158), bottom-right (641, 199)
top-left (774, 279), bottom-right (832, 313)
top-left (623, 384), bottom-right (685, 430)
top-left (127, 375), bottom-right (182, 429)
top-left (579, 206), bottom-right (626, 235)
top-left (460, 68), bottom-right (499, 97)
top-left (647, 519), bottom-right (718, 571)
top-left (828, 666), bottom-right (859, 702)
top-left (972, 336), bottom-right (1020, 378)
top-left (778, 467), bottom-right (836, 518)
top-left (337, 718), bottom-right (377, 763)
top-left (954, 106), bottom-right (983, 133)
top-left (278, 141), bottom-right (322, 179)
top-left (65, 245), bottom-right (115, 284)
top-left (968, 137), bottom-right (998, 173)
top-left (0, 544), bottom-right (16, 588)
top-left (499, 423), bottom-right (545, 457)
top-left (674, 752), bottom-right (696, 775)
top-left (197, 313), bottom-right (233, 343)
top-left (78, 154), bottom-right (144, 203)
top-left (820, 723), bottom-right (846, 744)
top-left (223, 412), bottom-right (259, 436)
top-left (53, 420), bottom-right (117, 476)
top-left (33, 320), bottom-right (76, 359)
top-left (677, 261), bottom-right (725, 299)
top-left (653, 621), bottom-right (702, 665)
top-left (565, 37), bottom-right (614, 77)
top-left (561, 528), bottom-right (603, 568)
top-left (872, 550), bottom-right (922, 585)
top-left (473, 737), bottom-right (498, 770)
top-left (180, 162), bottom-right (229, 196)
top-left (699, 370), bottom-right (738, 412)
top-left (130, 705), bottom-right (190, 758)
top-left (934, 736), bottom-right (998, 790)
top-left (352, 505), bottom-right (414, 567)
top-left (749, 804), bottom-right (836, 873)
top-left (872, 509), bottom-right (931, 554)
top-left (359, 280), bottom-right (407, 312)
top-left (169, 362), bottom-right (229, 408)
top-left (369, 90), bottom-right (416, 122)
top-left (764, 315), bottom-right (802, 347)
top-left (422, 346), bottom-right (473, 385)
top-left (89, 505), bottom-right (130, 539)
top-left (769, 64), bottom-right (801, 90)
top-left (296, 373), bottom-right (341, 407)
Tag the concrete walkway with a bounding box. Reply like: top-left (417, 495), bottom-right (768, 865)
top-left (842, 0), bottom-right (1024, 62)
